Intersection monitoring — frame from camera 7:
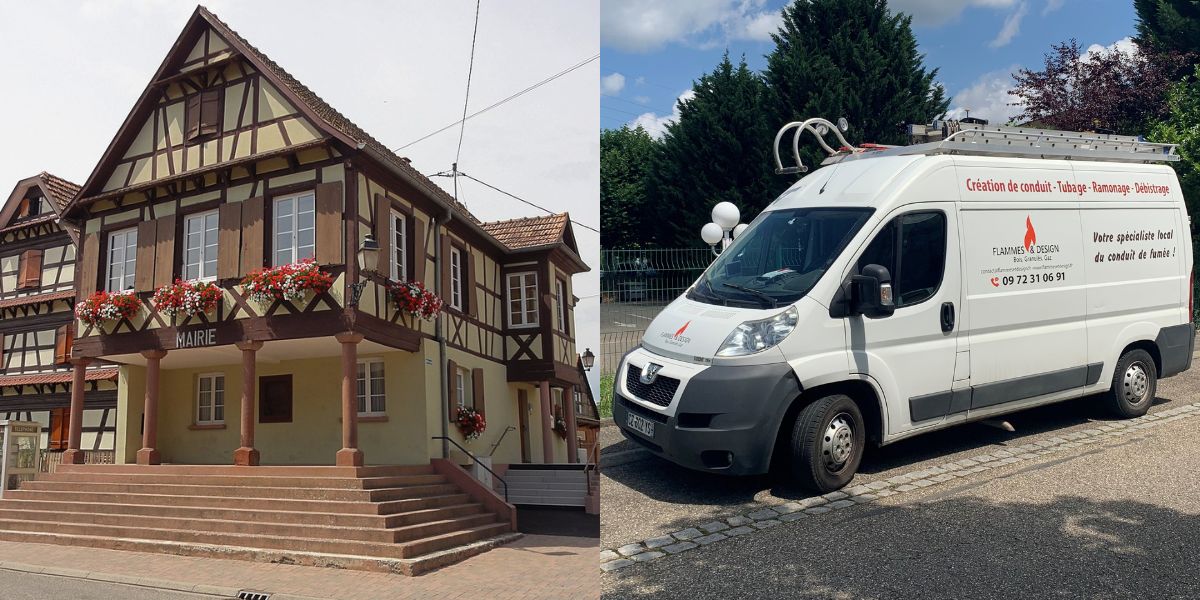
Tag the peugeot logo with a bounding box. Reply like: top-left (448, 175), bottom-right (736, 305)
top-left (640, 363), bottom-right (663, 385)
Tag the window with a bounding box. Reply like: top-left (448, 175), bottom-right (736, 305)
top-left (507, 272), bottom-right (538, 327)
top-left (856, 211), bottom-right (947, 308)
top-left (106, 227), bottom-right (138, 291)
top-left (449, 247), bottom-right (463, 310)
top-left (196, 373), bottom-right (225, 425)
top-left (356, 358), bottom-right (386, 415)
top-left (273, 191), bottom-right (316, 266)
top-left (184, 210), bottom-right (219, 281)
top-left (259, 375), bottom-right (293, 423)
top-left (455, 367), bottom-right (473, 408)
top-left (390, 210), bottom-right (407, 281)
top-left (186, 89), bottom-right (221, 142)
top-left (574, 388), bottom-right (584, 416)
top-left (555, 278), bottom-right (568, 333)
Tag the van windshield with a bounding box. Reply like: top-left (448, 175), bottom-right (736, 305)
top-left (689, 207), bottom-right (874, 308)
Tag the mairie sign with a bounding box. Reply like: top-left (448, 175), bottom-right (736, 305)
top-left (175, 328), bottom-right (217, 349)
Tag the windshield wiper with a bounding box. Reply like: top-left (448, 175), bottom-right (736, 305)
top-left (691, 278), bottom-right (728, 305)
top-left (722, 283), bottom-right (778, 308)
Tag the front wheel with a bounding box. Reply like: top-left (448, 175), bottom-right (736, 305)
top-left (1105, 349), bottom-right (1157, 418)
top-left (789, 394), bottom-right (865, 493)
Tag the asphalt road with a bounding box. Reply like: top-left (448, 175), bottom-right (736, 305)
top-left (601, 361), bottom-right (1200, 599)
top-left (0, 570), bottom-right (227, 599)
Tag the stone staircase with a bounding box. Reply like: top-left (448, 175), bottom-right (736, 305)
top-left (503, 465), bottom-right (589, 507)
top-left (0, 463), bottom-right (519, 575)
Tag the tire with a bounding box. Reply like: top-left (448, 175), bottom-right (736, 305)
top-left (789, 394), bottom-right (865, 493)
top-left (1105, 349), bottom-right (1157, 418)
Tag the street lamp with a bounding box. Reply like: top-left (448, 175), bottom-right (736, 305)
top-left (580, 348), bottom-right (595, 371)
top-left (702, 202), bottom-right (745, 256)
top-left (348, 233), bottom-right (380, 307)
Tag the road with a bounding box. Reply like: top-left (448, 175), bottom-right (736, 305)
top-left (601, 358), bottom-right (1200, 599)
top-left (0, 570), bottom-right (225, 599)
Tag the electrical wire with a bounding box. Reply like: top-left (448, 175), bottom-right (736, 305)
top-left (455, 0), bottom-right (481, 166)
top-left (394, 54), bottom-right (599, 152)
top-left (430, 171), bottom-right (599, 234)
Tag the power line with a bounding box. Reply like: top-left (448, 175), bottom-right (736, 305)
top-left (432, 171), bottom-right (599, 234)
top-left (454, 0), bottom-right (481, 166)
top-left (394, 54), bottom-right (599, 152)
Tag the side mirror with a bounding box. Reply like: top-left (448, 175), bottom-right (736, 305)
top-left (849, 264), bottom-right (895, 318)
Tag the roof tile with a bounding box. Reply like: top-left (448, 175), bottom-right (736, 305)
top-left (480, 213), bottom-right (569, 250)
top-left (0, 368), bottom-right (118, 388)
top-left (38, 172), bottom-right (81, 212)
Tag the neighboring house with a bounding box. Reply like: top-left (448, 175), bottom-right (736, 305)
top-left (0, 173), bottom-right (118, 458)
top-left (574, 356), bottom-right (600, 464)
top-left (57, 6), bottom-right (591, 470)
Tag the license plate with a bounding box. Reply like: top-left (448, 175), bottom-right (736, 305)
top-left (626, 412), bottom-right (656, 438)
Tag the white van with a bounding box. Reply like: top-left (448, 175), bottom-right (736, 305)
top-left (614, 118), bottom-right (1194, 492)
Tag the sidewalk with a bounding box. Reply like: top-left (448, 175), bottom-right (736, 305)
top-left (0, 534), bottom-right (598, 600)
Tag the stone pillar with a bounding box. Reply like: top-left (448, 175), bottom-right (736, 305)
top-left (335, 332), bottom-right (364, 467)
top-left (539, 381), bottom-right (554, 463)
top-left (234, 341), bottom-right (263, 466)
top-left (565, 384), bottom-right (580, 464)
top-left (137, 349), bottom-right (167, 465)
top-left (61, 357), bottom-right (93, 465)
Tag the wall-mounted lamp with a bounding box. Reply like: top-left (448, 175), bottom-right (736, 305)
top-left (348, 233), bottom-right (380, 307)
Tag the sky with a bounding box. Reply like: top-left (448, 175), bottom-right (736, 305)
top-left (601, 0), bottom-right (1140, 136)
top-left (0, 1), bottom-right (601, 396)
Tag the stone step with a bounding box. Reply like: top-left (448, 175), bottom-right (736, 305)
top-left (3, 489), bottom-right (472, 515)
top-left (43, 472), bottom-right (444, 490)
top-left (0, 528), bottom-right (522, 576)
top-left (0, 508), bottom-right (497, 544)
top-left (0, 498), bottom-right (485, 529)
top-left (506, 481), bottom-right (589, 491)
top-left (53, 464), bottom-right (434, 477)
top-left (20, 480), bottom-right (459, 502)
top-left (509, 495), bottom-right (587, 507)
top-left (0, 517), bottom-right (510, 560)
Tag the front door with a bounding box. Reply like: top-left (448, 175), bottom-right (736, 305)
top-left (517, 389), bottom-right (531, 463)
top-left (844, 204), bottom-right (963, 434)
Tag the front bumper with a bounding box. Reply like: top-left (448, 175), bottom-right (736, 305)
top-left (613, 348), bottom-right (801, 475)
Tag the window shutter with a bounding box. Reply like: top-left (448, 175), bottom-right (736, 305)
top-left (185, 94), bottom-right (201, 140)
top-left (199, 90), bottom-right (220, 136)
top-left (239, 197), bottom-right (264, 276)
top-left (18, 249), bottom-right (42, 289)
top-left (441, 234), bottom-right (452, 304)
top-left (152, 214), bottom-right (176, 289)
top-left (446, 359), bottom-right (458, 422)
top-left (79, 233), bottom-right (100, 294)
top-left (471, 368), bottom-right (485, 420)
top-left (54, 324), bottom-right (73, 365)
top-left (217, 203), bottom-right (242, 280)
top-left (16, 198), bottom-right (29, 218)
top-left (49, 408), bottom-right (68, 451)
top-left (411, 218), bottom-right (426, 284)
top-left (467, 252), bottom-right (479, 318)
top-left (315, 182), bottom-right (344, 265)
top-left (374, 194), bottom-right (391, 275)
top-left (134, 220), bottom-right (157, 292)
top-left (16, 252), bottom-right (28, 288)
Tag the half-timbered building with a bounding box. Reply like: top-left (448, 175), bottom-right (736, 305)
top-left (0, 173), bottom-right (117, 461)
top-left (58, 6), bottom-right (589, 472)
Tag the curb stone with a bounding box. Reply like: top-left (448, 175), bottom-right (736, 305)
top-left (600, 401), bottom-right (1200, 573)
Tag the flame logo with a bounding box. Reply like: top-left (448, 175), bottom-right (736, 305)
top-left (674, 321), bottom-right (692, 338)
top-left (1023, 216), bottom-right (1036, 251)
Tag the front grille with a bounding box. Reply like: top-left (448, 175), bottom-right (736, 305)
top-left (626, 365), bottom-right (681, 407)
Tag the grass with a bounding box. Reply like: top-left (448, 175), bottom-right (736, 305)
top-left (599, 374), bottom-right (614, 419)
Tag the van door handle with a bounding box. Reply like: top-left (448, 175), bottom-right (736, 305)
top-left (940, 302), bottom-right (955, 332)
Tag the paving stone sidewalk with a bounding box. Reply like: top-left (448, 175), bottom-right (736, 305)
top-left (0, 534), bottom-right (598, 600)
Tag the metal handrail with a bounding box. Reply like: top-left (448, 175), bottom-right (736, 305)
top-left (487, 426), bottom-right (516, 457)
top-left (432, 436), bottom-right (508, 502)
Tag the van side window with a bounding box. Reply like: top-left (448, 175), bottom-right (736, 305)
top-left (857, 211), bottom-right (946, 308)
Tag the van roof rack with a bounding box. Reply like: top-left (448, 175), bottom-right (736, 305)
top-left (774, 118), bottom-right (1179, 175)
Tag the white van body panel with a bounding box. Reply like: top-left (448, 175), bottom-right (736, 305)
top-left (616, 150), bottom-right (1193, 474)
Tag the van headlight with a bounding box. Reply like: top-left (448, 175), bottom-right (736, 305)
top-left (716, 306), bottom-right (799, 357)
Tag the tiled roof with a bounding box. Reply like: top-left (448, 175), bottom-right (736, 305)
top-left (201, 7), bottom-right (481, 225)
top-left (0, 368), bottom-right (118, 388)
top-left (0, 214), bottom-right (57, 234)
top-left (38, 172), bottom-right (81, 212)
top-left (0, 290), bottom-right (74, 309)
top-left (480, 213), bottom-right (570, 250)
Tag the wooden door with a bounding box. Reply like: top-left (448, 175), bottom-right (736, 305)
top-left (48, 408), bottom-right (69, 450)
top-left (259, 375), bottom-right (293, 423)
top-left (517, 389), bottom-right (531, 463)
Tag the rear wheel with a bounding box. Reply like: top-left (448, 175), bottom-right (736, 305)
top-left (789, 394), bottom-right (865, 493)
top-left (1105, 349), bottom-right (1157, 418)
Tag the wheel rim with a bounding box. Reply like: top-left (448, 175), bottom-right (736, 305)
top-left (822, 412), bottom-right (855, 471)
top-left (1122, 362), bottom-right (1151, 405)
